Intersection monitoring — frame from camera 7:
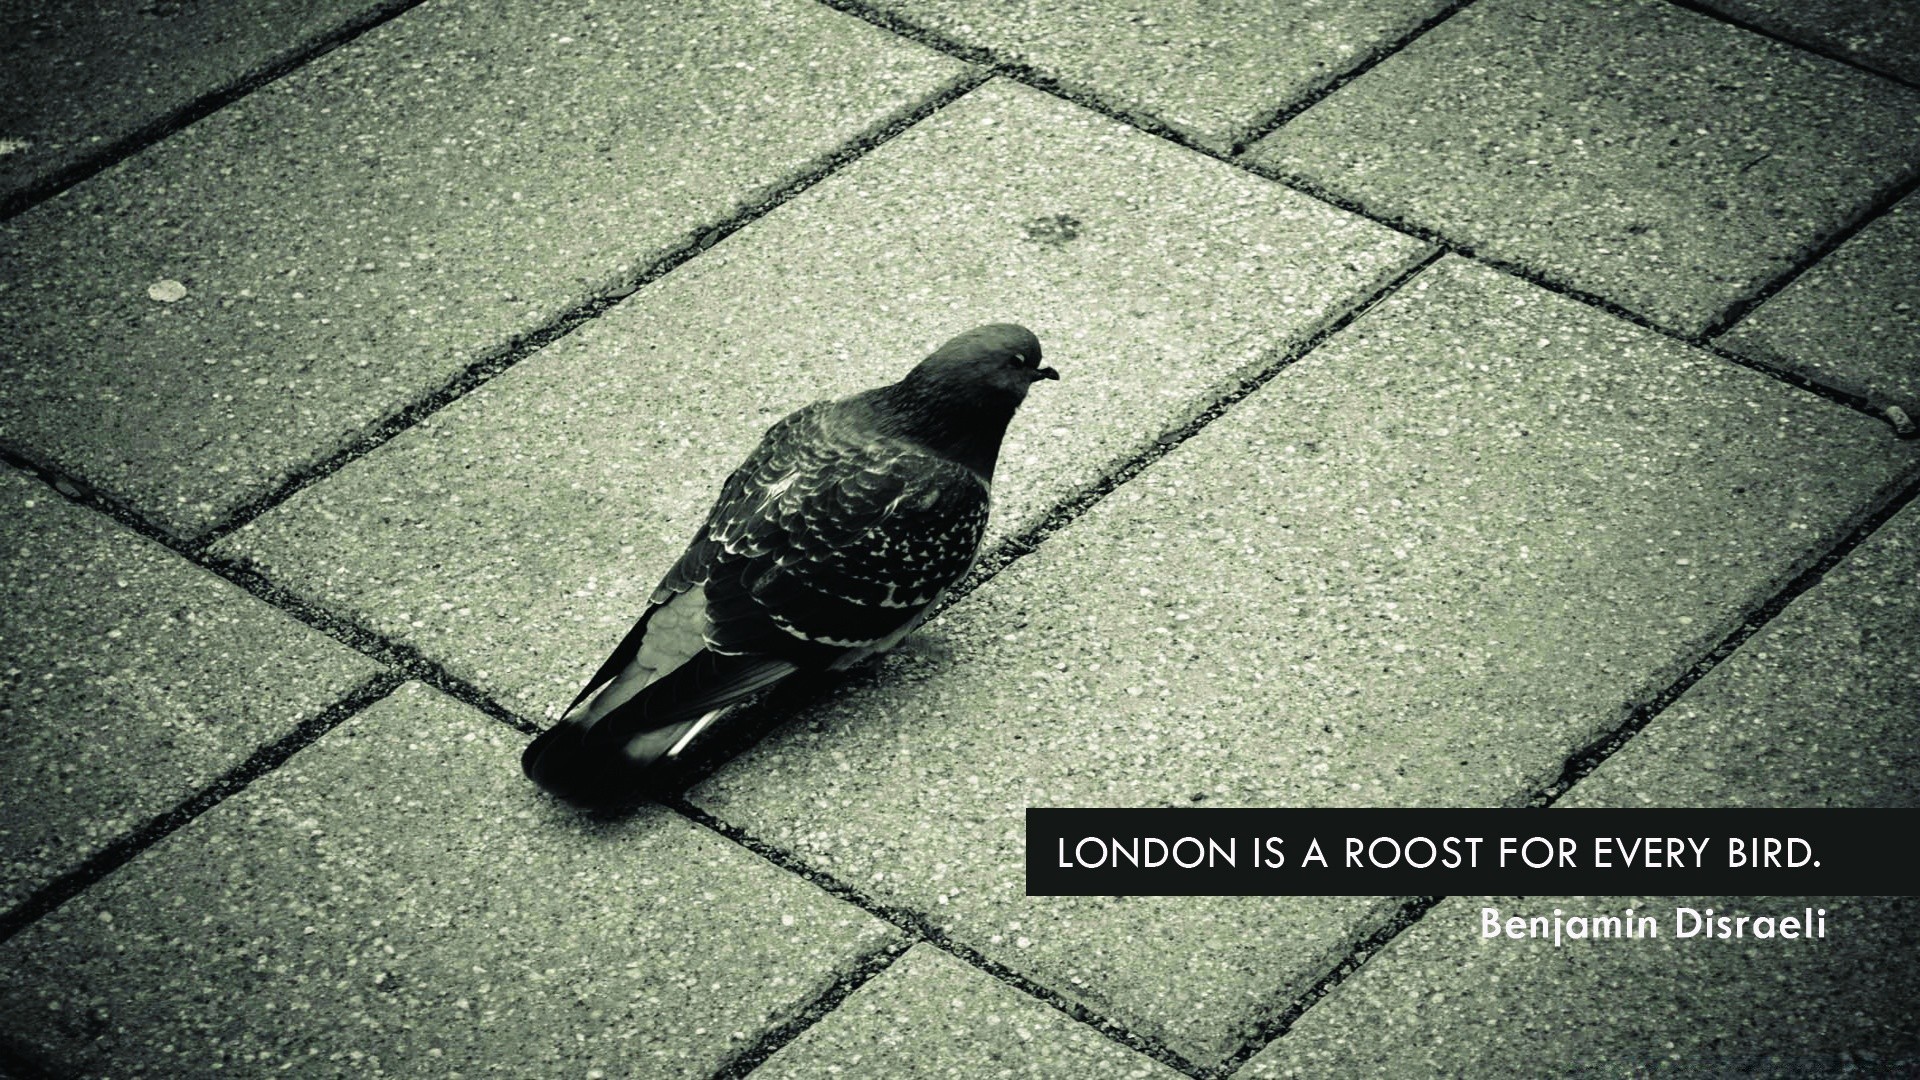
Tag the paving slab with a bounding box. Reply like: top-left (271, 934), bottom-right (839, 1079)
top-left (751, 944), bottom-right (1184, 1079)
top-left (1694, 0), bottom-right (1920, 86)
top-left (688, 256), bottom-right (1918, 1067)
top-left (0, 682), bottom-right (897, 1078)
top-left (857, 0), bottom-right (1455, 153)
top-left (1567, 500), bottom-right (1920, 809)
top-left (1718, 195), bottom-right (1920, 417)
top-left (1243, 509), bottom-right (1920, 1076)
top-left (0, 465), bottom-right (382, 914)
top-left (216, 79), bottom-right (1431, 719)
top-left (1240, 894), bottom-right (1919, 1077)
top-left (0, 0), bottom-right (405, 212)
top-left (0, 0), bottom-right (973, 542)
top-left (1247, 0), bottom-right (1920, 337)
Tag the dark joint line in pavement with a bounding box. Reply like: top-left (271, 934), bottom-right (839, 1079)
top-left (1225, 0), bottom-right (1481, 157)
top-left (0, 669), bottom-right (406, 947)
top-left (1701, 339), bottom-right (1915, 439)
top-left (0, 0), bottom-right (429, 223)
top-left (706, 942), bottom-right (908, 1080)
top-left (1246, 168), bottom-right (1915, 437)
top-left (1659, 0), bottom-right (1920, 92)
top-left (669, 798), bottom-right (1220, 1080)
top-left (0, 443), bottom-right (202, 560)
top-left (1704, 166), bottom-right (1920, 343)
top-left (205, 554), bottom-right (541, 736)
top-left (814, 0), bottom-right (1230, 161)
top-left (1220, 895), bottom-right (1449, 1074)
top-left (1537, 466), bottom-right (1920, 807)
top-left (973, 247), bottom-right (1450, 595)
top-left (0, 444), bottom-right (538, 741)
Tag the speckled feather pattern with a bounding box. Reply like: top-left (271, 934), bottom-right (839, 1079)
top-left (663, 400), bottom-right (990, 660)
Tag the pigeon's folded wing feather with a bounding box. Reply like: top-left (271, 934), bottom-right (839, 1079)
top-left (522, 403), bottom-right (987, 800)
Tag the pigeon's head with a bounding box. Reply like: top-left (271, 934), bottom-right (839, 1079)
top-left (905, 323), bottom-right (1058, 408)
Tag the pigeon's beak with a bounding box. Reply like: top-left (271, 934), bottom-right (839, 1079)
top-left (1035, 366), bottom-right (1059, 381)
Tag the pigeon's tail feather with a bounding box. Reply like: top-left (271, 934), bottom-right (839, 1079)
top-left (522, 650), bottom-right (797, 805)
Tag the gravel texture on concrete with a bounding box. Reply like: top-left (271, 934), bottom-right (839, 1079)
top-left (1565, 501), bottom-right (1920, 809)
top-left (0, 0), bottom-right (971, 541)
top-left (688, 256), bottom-right (1918, 1067)
top-left (753, 943), bottom-right (1184, 1079)
top-left (1695, 0), bottom-right (1920, 85)
top-left (0, 682), bottom-right (897, 1079)
top-left (0, 0), bottom-right (403, 208)
top-left (1244, 508), bottom-right (1920, 1075)
top-left (854, 0), bottom-right (1455, 153)
top-left (1719, 194), bottom-right (1920, 417)
top-left (1242, 894), bottom-right (1919, 1078)
top-left (0, 465), bottom-right (381, 913)
top-left (1248, 0), bottom-right (1920, 337)
top-left (215, 79), bottom-right (1430, 722)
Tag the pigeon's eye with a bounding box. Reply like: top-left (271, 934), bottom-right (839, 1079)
top-left (1009, 353), bottom-right (1031, 368)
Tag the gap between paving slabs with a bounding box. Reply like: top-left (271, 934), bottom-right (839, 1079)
top-left (1245, 0), bottom-right (1920, 341)
top-left (0, 670), bottom-right (406, 948)
top-left (0, 0), bottom-right (427, 219)
top-left (818, 0), bottom-right (1468, 157)
top-left (0, 465), bottom-right (388, 933)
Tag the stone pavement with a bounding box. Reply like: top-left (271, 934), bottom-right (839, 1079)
top-left (1, 0), bottom-right (1916, 1076)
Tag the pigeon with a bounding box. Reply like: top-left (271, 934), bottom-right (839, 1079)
top-left (523, 323), bottom-right (1057, 804)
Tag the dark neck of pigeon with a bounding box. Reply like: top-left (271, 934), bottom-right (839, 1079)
top-left (865, 326), bottom-right (1047, 482)
top-left (872, 382), bottom-right (1019, 481)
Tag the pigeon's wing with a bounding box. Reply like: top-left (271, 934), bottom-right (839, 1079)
top-left (700, 429), bottom-right (991, 665)
top-left (555, 401), bottom-right (838, 718)
top-left (521, 404), bottom-right (829, 797)
top-left (522, 403), bottom-right (988, 801)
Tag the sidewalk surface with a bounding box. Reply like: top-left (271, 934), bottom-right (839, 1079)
top-left (3, 1), bottom-right (1917, 1077)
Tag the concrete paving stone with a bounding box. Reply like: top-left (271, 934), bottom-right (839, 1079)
top-left (1240, 894), bottom-right (1919, 1078)
top-left (0, 0), bottom-right (403, 210)
top-left (1694, 0), bottom-right (1920, 86)
top-left (1245, 511), bottom-right (1920, 1077)
top-left (0, 681), bottom-right (897, 1078)
top-left (751, 944), bottom-right (1184, 1079)
top-left (1718, 195), bottom-right (1920, 416)
top-left (1568, 499), bottom-right (1920, 810)
top-left (0, 0), bottom-right (973, 542)
top-left (857, 0), bottom-right (1456, 153)
top-left (215, 80), bottom-right (1431, 718)
top-left (687, 256), bottom-right (1919, 1067)
top-left (1248, 0), bottom-right (1920, 337)
top-left (0, 465), bottom-right (382, 914)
